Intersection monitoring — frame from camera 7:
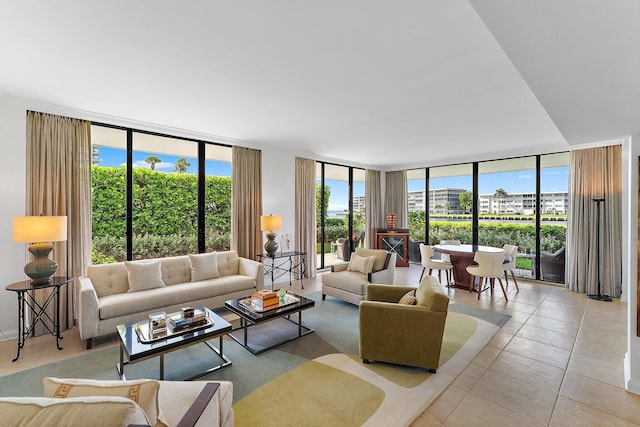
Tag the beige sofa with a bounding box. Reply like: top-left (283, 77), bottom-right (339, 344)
top-left (79, 251), bottom-right (264, 348)
top-left (0, 378), bottom-right (234, 427)
top-left (321, 248), bottom-right (396, 305)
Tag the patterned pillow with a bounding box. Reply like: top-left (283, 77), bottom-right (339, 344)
top-left (398, 289), bottom-right (417, 305)
top-left (43, 377), bottom-right (167, 427)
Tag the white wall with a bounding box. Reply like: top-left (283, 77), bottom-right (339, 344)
top-left (624, 133), bottom-right (640, 394)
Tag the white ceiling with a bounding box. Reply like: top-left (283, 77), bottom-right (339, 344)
top-left (0, 1), bottom-right (637, 170)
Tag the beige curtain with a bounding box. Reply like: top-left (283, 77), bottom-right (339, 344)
top-left (384, 170), bottom-right (408, 229)
top-left (566, 145), bottom-right (622, 297)
top-left (231, 146), bottom-right (262, 260)
top-left (26, 111), bottom-right (92, 334)
top-left (365, 169), bottom-right (382, 249)
top-left (295, 157), bottom-right (317, 277)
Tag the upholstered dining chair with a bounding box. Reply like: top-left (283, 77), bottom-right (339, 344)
top-left (466, 249), bottom-right (509, 301)
top-left (419, 243), bottom-right (453, 285)
top-left (502, 244), bottom-right (520, 292)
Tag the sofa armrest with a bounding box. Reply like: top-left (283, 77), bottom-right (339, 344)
top-left (331, 263), bottom-right (349, 272)
top-left (176, 383), bottom-right (219, 427)
top-left (366, 284), bottom-right (415, 303)
top-left (78, 276), bottom-right (100, 341)
top-left (238, 257), bottom-right (265, 291)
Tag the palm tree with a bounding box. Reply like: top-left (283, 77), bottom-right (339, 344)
top-left (145, 155), bottom-right (162, 171)
top-left (494, 188), bottom-right (508, 213)
top-left (174, 158), bottom-right (191, 174)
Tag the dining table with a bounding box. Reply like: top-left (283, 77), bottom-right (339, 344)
top-left (433, 244), bottom-right (505, 290)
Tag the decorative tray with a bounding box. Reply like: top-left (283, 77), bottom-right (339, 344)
top-left (135, 315), bottom-right (214, 344)
top-left (239, 293), bottom-right (300, 313)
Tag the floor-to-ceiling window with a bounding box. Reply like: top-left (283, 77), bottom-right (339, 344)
top-left (316, 162), bottom-right (365, 270)
top-left (91, 124), bottom-right (231, 263)
top-left (429, 164), bottom-right (473, 245)
top-left (407, 153), bottom-right (569, 283)
top-left (539, 153), bottom-right (569, 283)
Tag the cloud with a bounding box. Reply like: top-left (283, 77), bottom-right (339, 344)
top-left (518, 174), bottom-right (533, 179)
top-left (131, 160), bottom-right (175, 170)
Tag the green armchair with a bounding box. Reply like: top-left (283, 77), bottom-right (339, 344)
top-left (358, 276), bottom-right (449, 372)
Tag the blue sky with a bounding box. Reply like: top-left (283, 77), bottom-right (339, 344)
top-left (97, 147), bottom-right (231, 176)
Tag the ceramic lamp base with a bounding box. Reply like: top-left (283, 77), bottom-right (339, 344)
top-left (24, 242), bottom-right (58, 285)
top-left (264, 232), bottom-right (279, 257)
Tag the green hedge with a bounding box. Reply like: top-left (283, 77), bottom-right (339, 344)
top-left (408, 211), bottom-right (566, 252)
top-left (92, 166), bottom-right (231, 262)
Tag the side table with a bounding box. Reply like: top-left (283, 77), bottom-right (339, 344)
top-left (257, 251), bottom-right (307, 291)
top-left (5, 276), bottom-right (72, 362)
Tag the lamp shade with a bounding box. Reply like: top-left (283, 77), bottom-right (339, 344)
top-left (13, 216), bottom-right (68, 243)
top-left (260, 215), bottom-right (282, 232)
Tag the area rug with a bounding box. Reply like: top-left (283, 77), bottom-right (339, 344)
top-left (0, 293), bottom-right (509, 426)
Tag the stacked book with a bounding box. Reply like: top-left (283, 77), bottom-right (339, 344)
top-left (169, 307), bottom-right (208, 332)
top-left (251, 290), bottom-right (280, 310)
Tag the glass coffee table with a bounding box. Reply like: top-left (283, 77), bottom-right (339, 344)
top-left (224, 291), bottom-right (315, 355)
top-left (116, 308), bottom-right (232, 380)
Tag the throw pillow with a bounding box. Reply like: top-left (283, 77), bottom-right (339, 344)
top-left (188, 252), bottom-right (220, 281)
top-left (398, 289), bottom-right (417, 305)
top-left (347, 254), bottom-right (375, 274)
top-left (43, 377), bottom-right (167, 427)
top-left (125, 260), bottom-right (165, 293)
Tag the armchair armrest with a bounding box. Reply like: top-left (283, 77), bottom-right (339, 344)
top-left (331, 263), bottom-right (349, 272)
top-left (367, 253), bottom-right (396, 285)
top-left (176, 383), bottom-right (219, 427)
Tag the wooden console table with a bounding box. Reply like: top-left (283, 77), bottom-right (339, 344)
top-left (374, 228), bottom-right (409, 267)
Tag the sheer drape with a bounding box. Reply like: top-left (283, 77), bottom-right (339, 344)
top-left (365, 169), bottom-right (382, 248)
top-left (295, 157), bottom-right (317, 277)
top-left (567, 145), bottom-right (622, 297)
top-left (26, 111), bottom-right (92, 334)
top-left (231, 146), bottom-right (262, 260)
top-left (384, 170), bottom-right (408, 228)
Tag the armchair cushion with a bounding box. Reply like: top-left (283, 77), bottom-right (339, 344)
top-left (347, 254), bottom-right (375, 274)
top-left (398, 289), bottom-right (417, 305)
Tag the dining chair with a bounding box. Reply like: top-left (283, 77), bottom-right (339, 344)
top-left (419, 243), bottom-right (453, 285)
top-left (502, 244), bottom-right (520, 292)
top-left (466, 249), bottom-right (509, 301)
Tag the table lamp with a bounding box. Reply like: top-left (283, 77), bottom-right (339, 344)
top-left (260, 214), bottom-right (281, 257)
top-left (13, 216), bottom-right (67, 285)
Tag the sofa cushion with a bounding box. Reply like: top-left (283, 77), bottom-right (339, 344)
top-left (415, 276), bottom-right (449, 311)
top-left (353, 248), bottom-right (388, 271)
top-left (0, 396), bottom-right (150, 427)
top-left (43, 377), bottom-right (165, 427)
top-left (321, 270), bottom-right (370, 295)
top-left (126, 260), bottom-right (165, 293)
top-left (217, 251), bottom-right (240, 277)
top-left (189, 252), bottom-right (220, 281)
top-left (87, 263), bottom-right (129, 298)
top-left (347, 254), bottom-right (375, 274)
top-left (160, 255), bottom-right (192, 286)
top-left (99, 275), bottom-right (257, 320)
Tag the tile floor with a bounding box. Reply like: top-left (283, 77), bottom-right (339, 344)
top-left (1, 264), bottom-right (638, 426)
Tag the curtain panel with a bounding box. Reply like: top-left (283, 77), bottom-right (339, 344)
top-left (295, 157), bottom-right (317, 277)
top-left (231, 146), bottom-right (262, 260)
top-left (26, 111), bottom-right (92, 334)
top-left (567, 145), bottom-right (622, 297)
top-left (384, 170), bottom-right (408, 229)
top-left (365, 169), bottom-right (382, 249)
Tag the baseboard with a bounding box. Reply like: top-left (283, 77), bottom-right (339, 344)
top-left (0, 328), bottom-right (18, 341)
top-left (624, 352), bottom-right (640, 395)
